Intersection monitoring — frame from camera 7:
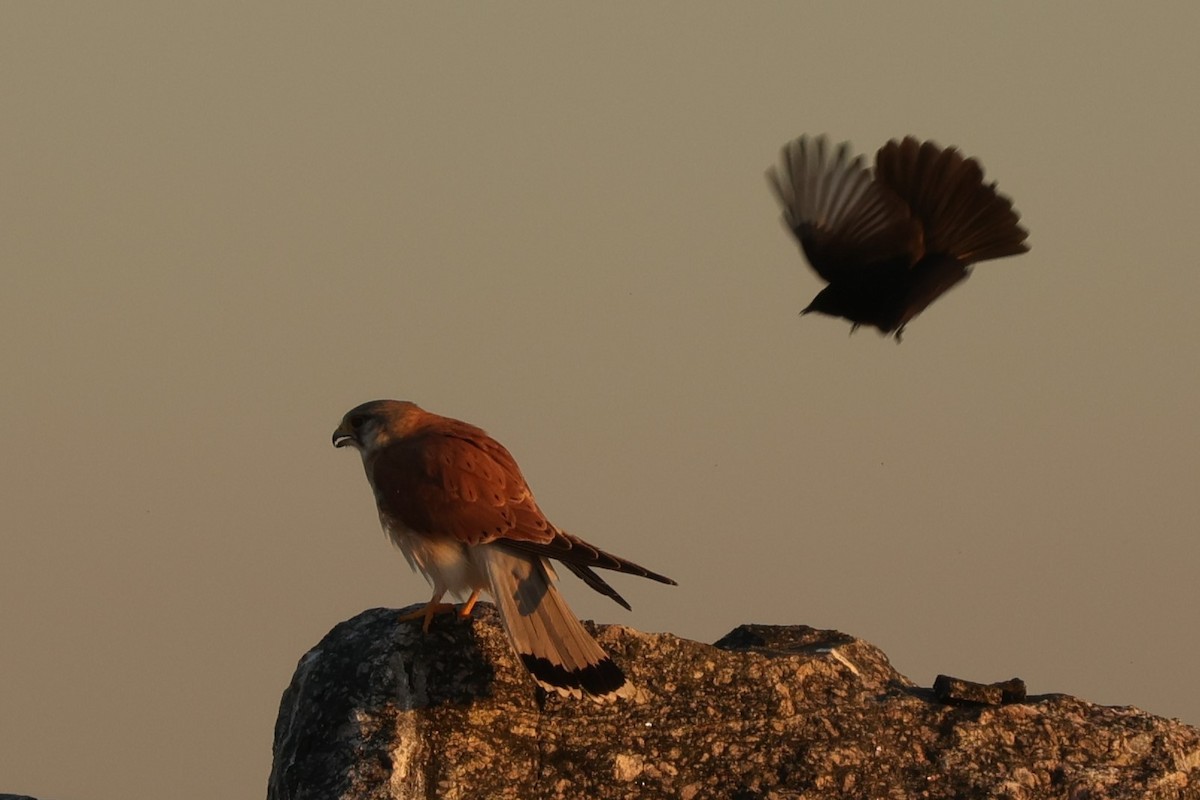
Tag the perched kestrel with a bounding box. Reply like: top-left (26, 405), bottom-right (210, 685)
top-left (768, 135), bottom-right (1030, 340)
top-left (332, 400), bottom-right (675, 701)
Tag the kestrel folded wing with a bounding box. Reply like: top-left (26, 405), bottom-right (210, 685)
top-left (369, 415), bottom-right (674, 610)
top-left (369, 430), bottom-right (556, 546)
top-left (504, 530), bottom-right (676, 583)
top-left (874, 137), bottom-right (1029, 265)
top-left (768, 134), bottom-right (922, 283)
top-left (505, 530), bottom-right (677, 611)
top-left (559, 563), bottom-right (635, 611)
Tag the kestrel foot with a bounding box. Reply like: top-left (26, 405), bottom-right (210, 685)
top-left (398, 600), bottom-right (457, 633)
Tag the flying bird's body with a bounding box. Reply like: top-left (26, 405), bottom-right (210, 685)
top-left (333, 400), bottom-right (675, 701)
top-left (768, 135), bottom-right (1030, 339)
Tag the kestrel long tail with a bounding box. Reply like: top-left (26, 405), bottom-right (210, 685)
top-left (474, 546), bottom-right (631, 700)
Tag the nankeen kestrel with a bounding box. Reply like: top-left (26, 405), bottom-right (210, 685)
top-left (333, 400), bottom-right (675, 701)
top-left (768, 135), bottom-right (1030, 340)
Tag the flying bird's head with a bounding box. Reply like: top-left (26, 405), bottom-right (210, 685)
top-left (332, 399), bottom-right (425, 453)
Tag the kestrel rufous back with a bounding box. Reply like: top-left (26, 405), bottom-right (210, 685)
top-left (332, 400), bottom-right (675, 701)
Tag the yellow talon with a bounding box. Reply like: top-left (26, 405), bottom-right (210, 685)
top-left (399, 589), bottom-right (482, 632)
top-left (398, 601), bottom-right (456, 633)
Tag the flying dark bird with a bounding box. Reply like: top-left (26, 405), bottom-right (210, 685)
top-left (333, 400), bottom-right (676, 701)
top-left (768, 135), bottom-right (1030, 340)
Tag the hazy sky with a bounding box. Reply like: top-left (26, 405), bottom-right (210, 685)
top-left (3, 4), bottom-right (1199, 799)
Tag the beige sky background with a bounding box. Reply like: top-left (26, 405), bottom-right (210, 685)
top-left (3, 4), bottom-right (1199, 798)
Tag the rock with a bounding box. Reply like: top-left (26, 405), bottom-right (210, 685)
top-left (267, 604), bottom-right (1200, 799)
top-left (933, 674), bottom-right (1027, 706)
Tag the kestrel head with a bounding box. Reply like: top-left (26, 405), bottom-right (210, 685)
top-left (332, 399), bottom-right (425, 453)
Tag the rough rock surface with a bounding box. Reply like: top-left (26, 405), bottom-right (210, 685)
top-left (268, 605), bottom-right (1200, 799)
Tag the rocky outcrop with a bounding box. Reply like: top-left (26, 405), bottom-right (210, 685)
top-left (267, 605), bottom-right (1200, 799)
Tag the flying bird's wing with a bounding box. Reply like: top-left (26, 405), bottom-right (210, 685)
top-left (768, 134), bottom-right (921, 283)
top-left (874, 137), bottom-right (1029, 265)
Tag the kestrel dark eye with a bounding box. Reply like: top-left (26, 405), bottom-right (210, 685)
top-left (348, 414), bottom-right (368, 430)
